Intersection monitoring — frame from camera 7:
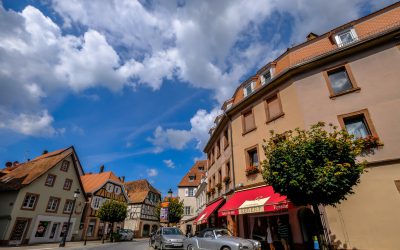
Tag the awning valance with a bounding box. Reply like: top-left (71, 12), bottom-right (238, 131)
top-left (218, 185), bottom-right (289, 217)
top-left (193, 199), bottom-right (224, 225)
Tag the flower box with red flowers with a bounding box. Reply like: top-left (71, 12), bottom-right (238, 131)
top-left (223, 176), bottom-right (231, 185)
top-left (245, 165), bottom-right (260, 176)
top-left (216, 183), bottom-right (222, 190)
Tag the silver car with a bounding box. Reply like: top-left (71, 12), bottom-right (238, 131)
top-left (153, 227), bottom-right (186, 249)
top-left (184, 228), bottom-right (261, 250)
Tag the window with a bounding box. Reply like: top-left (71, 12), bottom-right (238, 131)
top-left (338, 109), bottom-right (378, 139)
top-left (63, 179), bottom-right (72, 190)
top-left (243, 81), bottom-right (255, 97)
top-left (46, 197), bottom-right (60, 212)
top-left (223, 129), bottom-right (229, 148)
top-left (216, 142), bottom-right (220, 158)
top-left (184, 206), bottom-right (191, 215)
top-left (198, 165), bottom-right (204, 171)
top-left (242, 109), bottom-right (256, 134)
top-left (218, 169), bottom-right (222, 184)
top-left (265, 93), bottom-right (284, 122)
top-left (60, 160), bottom-right (69, 172)
top-left (188, 175), bottom-right (196, 182)
top-left (92, 196), bottom-right (102, 209)
top-left (324, 65), bottom-right (358, 97)
top-left (188, 188), bottom-right (194, 197)
top-left (21, 193), bottom-right (39, 210)
top-left (106, 183), bottom-right (114, 192)
top-left (114, 186), bottom-right (121, 195)
top-left (261, 71), bottom-right (271, 85)
top-left (45, 174), bottom-right (56, 187)
top-left (247, 147), bottom-right (259, 167)
top-left (335, 28), bottom-right (358, 47)
top-left (63, 199), bottom-right (74, 214)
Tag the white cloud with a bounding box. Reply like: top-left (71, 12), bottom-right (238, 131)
top-left (0, 109), bottom-right (63, 137)
top-left (163, 159), bottom-right (176, 169)
top-left (147, 168), bottom-right (158, 177)
top-left (148, 108), bottom-right (221, 152)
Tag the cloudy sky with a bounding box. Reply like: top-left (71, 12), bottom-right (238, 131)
top-left (0, 0), bottom-right (395, 195)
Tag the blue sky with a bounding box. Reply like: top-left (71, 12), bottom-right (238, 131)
top-left (0, 0), bottom-right (396, 196)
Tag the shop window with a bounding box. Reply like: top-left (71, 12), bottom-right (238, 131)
top-left (63, 179), bottom-right (72, 190)
top-left (242, 109), bottom-right (256, 134)
top-left (45, 174), bottom-right (56, 187)
top-left (324, 64), bottom-right (359, 97)
top-left (60, 160), bottom-right (69, 172)
top-left (338, 109), bottom-right (378, 139)
top-left (21, 193), bottom-right (39, 210)
top-left (265, 93), bottom-right (284, 122)
top-left (35, 221), bottom-right (51, 237)
top-left (46, 197), bottom-right (60, 213)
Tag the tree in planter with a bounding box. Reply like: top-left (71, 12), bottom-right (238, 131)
top-left (261, 122), bottom-right (379, 248)
top-left (97, 200), bottom-right (128, 243)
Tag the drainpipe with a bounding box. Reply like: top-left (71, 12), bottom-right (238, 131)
top-left (222, 111), bottom-right (236, 192)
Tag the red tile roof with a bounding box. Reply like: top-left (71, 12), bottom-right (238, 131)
top-left (178, 160), bottom-right (207, 187)
top-left (0, 147), bottom-right (76, 191)
top-left (81, 171), bottom-right (122, 194)
top-left (124, 179), bottom-right (161, 203)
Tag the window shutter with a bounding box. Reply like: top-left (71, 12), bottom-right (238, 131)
top-left (261, 75), bottom-right (266, 85)
top-left (185, 188), bottom-right (189, 196)
top-left (243, 87), bottom-right (248, 97)
top-left (267, 95), bottom-right (282, 119)
top-left (194, 188), bottom-right (197, 195)
top-left (244, 111), bottom-right (255, 131)
top-left (251, 81), bottom-right (255, 91)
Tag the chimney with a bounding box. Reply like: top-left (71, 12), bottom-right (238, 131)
top-left (99, 165), bottom-right (104, 173)
top-left (120, 176), bottom-right (125, 183)
top-left (306, 32), bottom-right (318, 41)
top-left (5, 162), bottom-right (12, 168)
top-left (13, 161), bottom-right (19, 166)
top-left (42, 150), bottom-right (48, 155)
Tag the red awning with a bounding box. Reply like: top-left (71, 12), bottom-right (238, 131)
top-left (194, 199), bottom-right (224, 225)
top-left (218, 185), bottom-right (289, 217)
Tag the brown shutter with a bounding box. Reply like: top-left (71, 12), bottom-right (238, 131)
top-left (244, 111), bottom-right (255, 131)
top-left (267, 95), bottom-right (282, 119)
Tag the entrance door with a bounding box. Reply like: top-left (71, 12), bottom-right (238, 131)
top-left (9, 218), bottom-right (30, 245)
top-left (49, 223), bottom-right (60, 242)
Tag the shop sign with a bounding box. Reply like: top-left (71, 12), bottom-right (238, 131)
top-left (160, 207), bottom-right (169, 223)
top-left (239, 205), bottom-right (264, 214)
top-left (273, 203), bottom-right (289, 211)
top-left (238, 197), bottom-right (270, 215)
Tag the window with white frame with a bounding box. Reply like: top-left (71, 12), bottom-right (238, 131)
top-left (243, 81), bottom-right (255, 97)
top-left (188, 188), bottom-right (194, 197)
top-left (46, 197), bottom-right (60, 212)
top-left (92, 196), bottom-right (102, 209)
top-left (22, 193), bottom-right (39, 209)
top-left (335, 28), bottom-right (358, 47)
top-left (106, 183), bottom-right (114, 193)
top-left (63, 200), bottom-right (74, 213)
top-left (114, 186), bottom-right (121, 195)
top-left (184, 206), bottom-right (191, 215)
top-left (63, 179), bottom-right (72, 190)
top-left (261, 70), bottom-right (272, 85)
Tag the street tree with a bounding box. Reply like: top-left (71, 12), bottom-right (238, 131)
top-left (156, 198), bottom-right (184, 225)
top-left (97, 200), bottom-right (128, 242)
top-left (262, 122), bottom-right (379, 246)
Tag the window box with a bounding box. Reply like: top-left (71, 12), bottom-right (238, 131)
top-left (210, 187), bottom-right (216, 194)
top-left (223, 176), bottom-right (231, 185)
top-left (245, 165), bottom-right (260, 176)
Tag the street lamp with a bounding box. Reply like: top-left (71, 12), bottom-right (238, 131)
top-left (60, 188), bottom-right (80, 247)
top-left (167, 189), bottom-right (173, 227)
top-left (168, 188), bottom-right (173, 198)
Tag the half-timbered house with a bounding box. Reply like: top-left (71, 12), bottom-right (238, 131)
top-left (80, 168), bottom-right (128, 240)
top-left (124, 179), bottom-right (161, 237)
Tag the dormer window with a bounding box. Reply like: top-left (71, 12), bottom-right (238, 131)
top-left (243, 81), bottom-right (255, 97)
top-left (335, 28), bottom-right (358, 47)
top-left (189, 175), bottom-right (196, 182)
top-left (261, 70), bottom-right (272, 85)
top-left (198, 166), bottom-right (204, 171)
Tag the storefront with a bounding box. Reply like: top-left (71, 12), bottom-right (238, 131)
top-left (28, 215), bottom-right (76, 245)
top-left (193, 198), bottom-right (225, 233)
top-left (218, 185), bottom-right (309, 250)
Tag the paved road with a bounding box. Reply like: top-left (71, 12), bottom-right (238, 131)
top-left (0, 239), bottom-right (154, 250)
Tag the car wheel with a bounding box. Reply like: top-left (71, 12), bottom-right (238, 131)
top-left (187, 244), bottom-right (194, 250)
top-left (221, 247), bottom-right (231, 250)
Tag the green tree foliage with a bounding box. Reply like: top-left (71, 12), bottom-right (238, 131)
top-left (262, 122), bottom-right (377, 207)
top-left (155, 198), bottom-right (184, 224)
top-left (97, 200), bottom-right (128, 242)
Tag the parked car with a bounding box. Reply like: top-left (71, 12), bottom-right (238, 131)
top-left (119, 229), bottom-right (134, 241)
top-left (184, 228), bottom-right (261, 250)
top-left (152, 227), bottom-right (186, 249)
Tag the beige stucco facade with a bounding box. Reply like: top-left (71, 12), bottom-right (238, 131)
top-left (293, 41), bottom-right (400, 250)
top-left (0, 154), bottom-right (85, 245)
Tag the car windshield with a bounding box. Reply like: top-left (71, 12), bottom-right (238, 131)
top-left (162, 228), bottom-right (183, 235)
top-left (214, 229), bottom-right (232, 237)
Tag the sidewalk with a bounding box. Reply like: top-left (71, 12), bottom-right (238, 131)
top-left (0, 240), bottom-right (113, 250)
